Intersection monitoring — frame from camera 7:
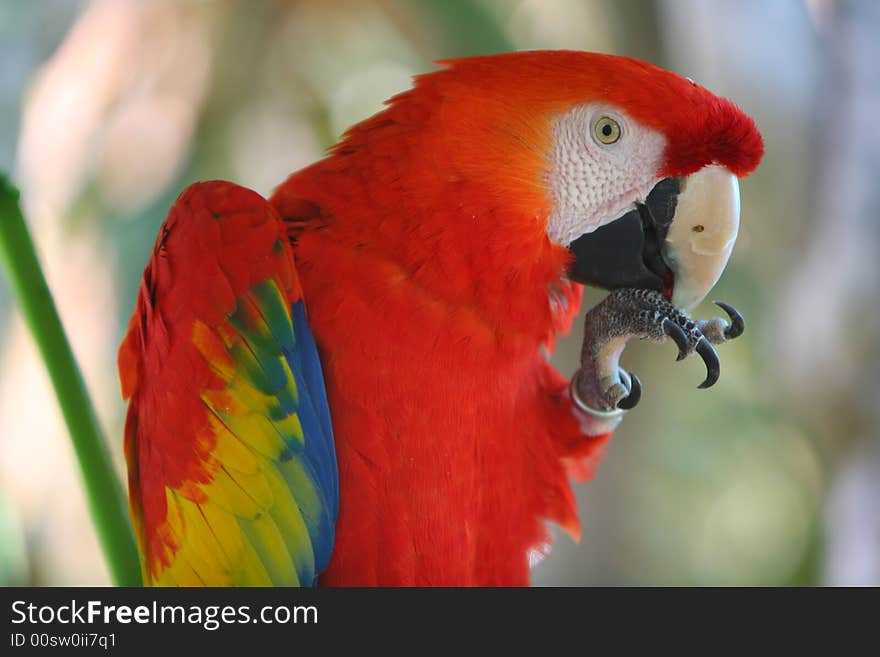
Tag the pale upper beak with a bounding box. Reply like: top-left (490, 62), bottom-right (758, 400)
top-left (663, 165), bottom-right (741, 311)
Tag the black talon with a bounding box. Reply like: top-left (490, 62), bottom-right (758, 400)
top-left (662, 318), bottom-right (689, 361)
top-left (714, 301), bottom-right (745, 340)
top-left (617, 371), bottom-right (642, 410)
top-left (695, 338), bottom-right (720, 389)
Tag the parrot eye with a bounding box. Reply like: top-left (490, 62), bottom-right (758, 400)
top-left (594, 116), bottom-right (622, 145)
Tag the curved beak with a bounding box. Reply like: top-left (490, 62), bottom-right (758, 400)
top-left (566, 165), bottom-right (741, 312)
top-left (664, 165), bottom-right (740, 310)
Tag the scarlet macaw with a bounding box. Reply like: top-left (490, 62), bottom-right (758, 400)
top-left (119, 51), bottom-right (763, 586)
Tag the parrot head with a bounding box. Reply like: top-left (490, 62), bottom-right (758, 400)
top-left (540, 60), bottom-right (761, 312)
top-left (387, 51), bottom-right (764, 312)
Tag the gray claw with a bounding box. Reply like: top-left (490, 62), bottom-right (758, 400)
top-left (714, 301), bottom-right (745, 340)
top-left (662, 317), bottom-right (689, 361)
top-left (695, 338), bottom-right (720, 389)
top-left (617, 370), bottom-right (642, 410)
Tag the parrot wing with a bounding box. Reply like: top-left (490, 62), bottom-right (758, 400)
top-left (118, 181), bottom-right (338, 586)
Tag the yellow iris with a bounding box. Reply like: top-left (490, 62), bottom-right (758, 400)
top-left (594, 116), bottom-right (621, 144)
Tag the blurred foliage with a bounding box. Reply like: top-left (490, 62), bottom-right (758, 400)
top-left (0, 0), bottom-right (876, 586)
top-left (0, 492), bottom-right (28, 586)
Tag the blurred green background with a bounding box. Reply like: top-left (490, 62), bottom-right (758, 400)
top-left (1, 0), bottom-right (878, 586)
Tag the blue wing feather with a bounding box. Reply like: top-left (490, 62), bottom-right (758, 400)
top-left (287, 300), bottom-right (338, 577)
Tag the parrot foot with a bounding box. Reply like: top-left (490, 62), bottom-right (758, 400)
top-left (571, 289), bottom-right (745, 412)
top-left (695, 301), bottom-right (745, 345)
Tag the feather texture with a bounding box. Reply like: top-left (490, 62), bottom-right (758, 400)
top-left (269, 51), bottom-right (761, 584)
top-left (119, 182), bottom-right (337, 585)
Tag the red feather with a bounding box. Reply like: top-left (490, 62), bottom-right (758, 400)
top-left (120, 182), bottom-right (305, 581)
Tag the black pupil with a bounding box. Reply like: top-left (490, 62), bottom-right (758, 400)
top-left (601, 123), bottom-right (613, 137)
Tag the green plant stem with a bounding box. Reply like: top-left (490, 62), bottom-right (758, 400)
top-left (0, 175), bottom-right (141, 586)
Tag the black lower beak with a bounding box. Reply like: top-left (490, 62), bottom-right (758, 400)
top-left (567, 177), bottom-right (681, 293)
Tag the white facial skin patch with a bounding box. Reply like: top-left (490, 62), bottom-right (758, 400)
top-left (546, 104), bottom-right (667, 246)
